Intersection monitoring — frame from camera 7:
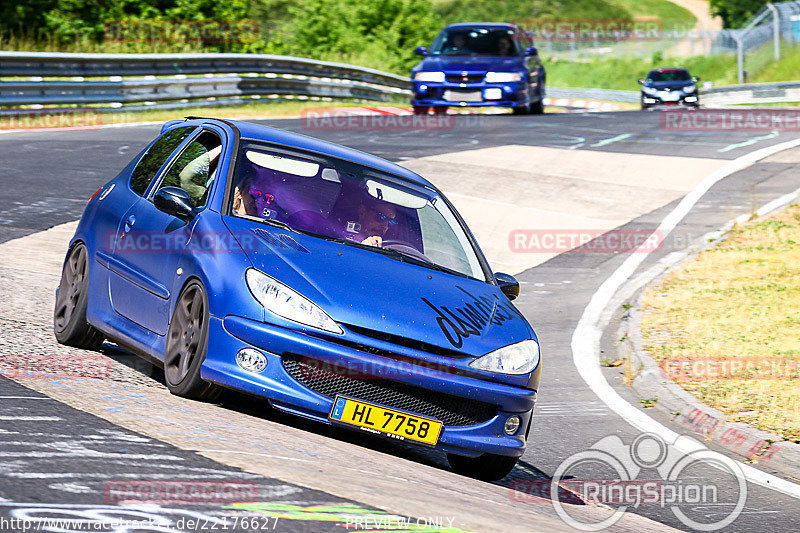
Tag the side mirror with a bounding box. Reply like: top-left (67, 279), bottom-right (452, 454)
top-left (525, 47), bottom-right (538, 57)
top-left (154, 186), bottom-right (196, 223)
top-left (495, 272), bottom-right (520, 301)
top-left (414, 46), bottom-right (428, 56)
top-left (692, 76), bottom-right (700, 82)
top-left (637, 78), bottom-right (645, 85)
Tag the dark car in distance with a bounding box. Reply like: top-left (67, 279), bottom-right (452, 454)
top-left (411, 23), bottom-right (546, 115)
top-left (639, 68), bottom-right (700, 109)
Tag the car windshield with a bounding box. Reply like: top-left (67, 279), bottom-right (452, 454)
top-left (430, 28), bottom-right (520, 56)
top-left (230, 141), bottom-right (487, 281)
top-left (648, 70), bottom-right (691, 82)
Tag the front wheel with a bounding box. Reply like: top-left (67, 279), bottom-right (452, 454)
top-left (432, 106), bottom-right (448, 115)
top-left (413, 106), bottom-right (429, 115)
top-left (512, 104), bottom-right (530, 115)
top-left (164, 280), bottom-right (220, 400)
top-left (447, 452), bottom-right (519, 481)
top-left (54, 243), bottom-right (104, 350)
top-left (530, 98), bottom-right (544, 115)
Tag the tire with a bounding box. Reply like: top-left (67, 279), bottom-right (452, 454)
top-left (164, 280), bottom-right (220, 401)
top-left (512, 104), bottom-right (530, 115)
top-left (54, 243), bottom-right (105, 350)
top-left (447, 452), bottom-right (519, 481)
top-left (530, 98), bottom-right (544, 115)
top-left (432, 106), bottom-right (448, 115)
top-left (413, 106), bottom-right (428, 115)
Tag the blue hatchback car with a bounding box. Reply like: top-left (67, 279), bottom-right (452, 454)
top-left (54, 118), bottom-right (541, 480)
top-left (411, 23), bottom-right (546, 115)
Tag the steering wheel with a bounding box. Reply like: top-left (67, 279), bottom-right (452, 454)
top-left (381, 240), bottom-right (432, 263)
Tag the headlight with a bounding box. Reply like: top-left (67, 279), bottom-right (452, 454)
top-left (245, 268), bottom-right (342, 334)
top-left (485, 72), bottom-right (523, 83)
top-left (469, 339), bottom-right (540, 375)
top-left (642, 86), bottom-right (658, 95)
top-left (414, 71), bottom-right (445, 83)
top-left (683, 85), bottom-right (697, 93)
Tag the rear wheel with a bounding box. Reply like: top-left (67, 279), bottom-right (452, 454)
top-left (447, 452), bottom-right (519, 481)
top-left (413, 106), bottom-right (429, 115)
top-left (164, 281), bottom-right (220, 400)
top-left (54, 243), bottom-right (104, 350)
top-left (432, 106), bottom-right (448, 115)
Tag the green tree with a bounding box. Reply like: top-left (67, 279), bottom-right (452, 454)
top-left (709, 0), bottom-right (768, 28)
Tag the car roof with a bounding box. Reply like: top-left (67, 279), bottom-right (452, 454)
top-left (444, 23), bottom-right (518, 31)
top-left (181, 118), bottom-right (435, 188)
top-left (649, 67), bottom-right (689, 73)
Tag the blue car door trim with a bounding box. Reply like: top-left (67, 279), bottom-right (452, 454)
top-left (103, 250), bottom-right (170, 300)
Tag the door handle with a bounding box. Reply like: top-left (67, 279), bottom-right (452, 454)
top-left (121, 214), bottom-right (136, 239)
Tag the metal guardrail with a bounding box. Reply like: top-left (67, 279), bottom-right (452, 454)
top-left (0, 52), bottom-right (410, 108)
top-left (4, 51), bottom-right (800, 109)
top-left (701, 80), bottom-right (800, 106)
top-left (547, 87), bottom-right (640, 104)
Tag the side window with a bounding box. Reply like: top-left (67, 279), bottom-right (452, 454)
top-left (155, 131), bottom-right (222, 207)
top-left (130, 126), bottom-right (195, 196)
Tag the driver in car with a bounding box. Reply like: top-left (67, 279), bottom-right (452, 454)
top-left (347, 196), bottom-right (397, 247)
top-left (233, 170), bottom-right (277, 219)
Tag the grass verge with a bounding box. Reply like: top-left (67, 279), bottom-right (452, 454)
top-left (641, 205), bottom-right (800, 443)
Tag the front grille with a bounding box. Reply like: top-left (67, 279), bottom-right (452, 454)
top-left (282, 354), bottom-right (497, 426)
top-left (344, 324), bottom-right (466, 358)
top-left (446, 74), bottom-right (485, 84)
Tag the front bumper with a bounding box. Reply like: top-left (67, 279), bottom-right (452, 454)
top-left (641, 91), bottom-right (699, 106)
top-left (202, 315), bottom-right (538, 458)
top-left (412, 80), bottom-right (535, 109)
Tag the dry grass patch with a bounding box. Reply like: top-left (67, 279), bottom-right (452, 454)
top-left (641, 204), bottom-right (800, 442)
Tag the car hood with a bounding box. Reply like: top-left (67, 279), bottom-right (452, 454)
top-left (225, 217), bottom-right (535, 358)
top-left (417, 56), bottom-right (524, 73)
top-left (646, 81), bottom-right (694, 91)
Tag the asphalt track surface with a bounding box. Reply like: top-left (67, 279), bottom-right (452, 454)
top-left (1, 109), bottom-right (800, 532)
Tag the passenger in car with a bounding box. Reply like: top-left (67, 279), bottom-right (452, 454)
top-left (233, 168), bottom-right (278, 219)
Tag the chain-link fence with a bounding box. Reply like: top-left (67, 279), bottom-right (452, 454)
top-left (716, 1), bottom-right (800, 83)
top-left (522, 2), bottom-right (800, 84)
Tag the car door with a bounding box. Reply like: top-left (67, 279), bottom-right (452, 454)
top-left (108, 128), bottom-right (223, 335)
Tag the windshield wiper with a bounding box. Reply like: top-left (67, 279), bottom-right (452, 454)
top-left (340, 240), bottom-right (470, 278)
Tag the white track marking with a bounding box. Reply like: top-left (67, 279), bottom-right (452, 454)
top-left (0, 416), bottom-right (61, 421)
top-left (572, 137), bottom-right (800, 500)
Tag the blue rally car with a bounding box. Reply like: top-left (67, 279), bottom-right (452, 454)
top-left (411, 23), bottom-right (546, 115)
top-left (53, 118), bottom-right (541, 480)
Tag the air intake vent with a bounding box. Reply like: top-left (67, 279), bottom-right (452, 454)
top-left (253, 229), bottom-right (309, 253)
top-left (279, 234), bottom-right (310, 253)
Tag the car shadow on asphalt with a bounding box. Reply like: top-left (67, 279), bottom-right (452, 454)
top-left (100, 340), bottom-right (587, 508)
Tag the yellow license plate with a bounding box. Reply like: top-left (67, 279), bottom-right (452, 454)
top-left (329, 396), bottom-right (443, 446)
